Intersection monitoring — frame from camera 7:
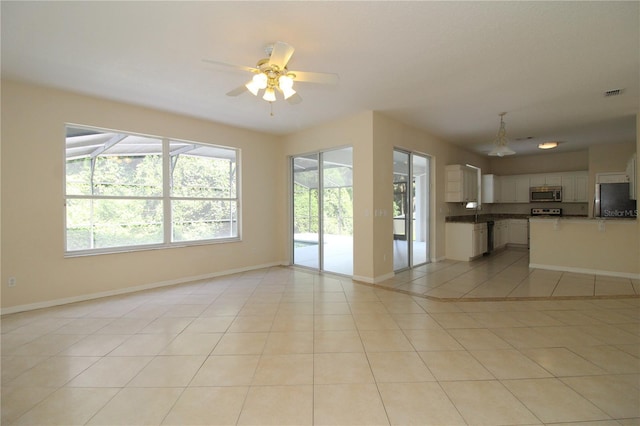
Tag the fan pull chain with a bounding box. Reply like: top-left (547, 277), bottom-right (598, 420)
top-left (270, 102), bottom-right (274, 117)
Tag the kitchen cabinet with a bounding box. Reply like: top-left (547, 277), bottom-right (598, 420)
top-left (446, 164), bottom-right (478, 203)
top-left (561, 172), bottom-right (588, 202)
top-left (500, 176), bottom-right (530, 203)
top-left (530, 174), bottom-right (562, 187)
top-left (508, 219), bottom-right (529, 247)
top-left (494, 220), bottom-right (508, 250)
top-left (473, 224), bottom-right (488, 257)
top-left (445, 222), bottom-right (487, 261)
top-left (482, 174), bottom-right (501, 203)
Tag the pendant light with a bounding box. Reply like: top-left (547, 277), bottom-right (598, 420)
top-left (488, 112), bottom-right (515, 157)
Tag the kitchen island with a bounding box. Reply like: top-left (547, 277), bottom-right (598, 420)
top-left (529, 217), bottom-right (639, 278)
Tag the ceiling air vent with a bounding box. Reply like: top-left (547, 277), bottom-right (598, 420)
top-left (604, 88), bottom-right (624, 97)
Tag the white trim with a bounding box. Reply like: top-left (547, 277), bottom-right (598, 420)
top-left (529, 263), bottom-right (640, 280)
top-left (353, 271), bottom-right (395, 284)
top-left (0, 261), bottom-right (287, 316)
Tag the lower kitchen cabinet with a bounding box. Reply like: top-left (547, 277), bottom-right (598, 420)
top-left (446, 219), bottom-right (528, 261)
top-left (473, 224), bottom-right (488, 257)
top-left (446, 222), bottom-right (487, 261)
top-left (494, 220), bottom-right (508, 250)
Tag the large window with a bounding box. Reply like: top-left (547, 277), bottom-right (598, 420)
top-left (65, 125), bottom-right (239, 255)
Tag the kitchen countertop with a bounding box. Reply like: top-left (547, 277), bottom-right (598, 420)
top-left (530, 216), bottom-right (636, 222)
top-left (445, 214), bottom-right (530, 223)
top-left (446, 214), bottom-right (590, 223)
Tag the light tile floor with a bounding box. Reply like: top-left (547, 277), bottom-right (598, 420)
top-left (385, 248), bottom-right (640, 300)
top-left (1, 249), bottom-right (639, 425)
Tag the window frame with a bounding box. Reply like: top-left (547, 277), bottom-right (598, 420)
top-left (64, 124), bottom-right (241, 257)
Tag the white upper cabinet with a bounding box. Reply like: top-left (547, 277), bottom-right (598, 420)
top-left (446, 165), bottom-right (478, 203)
top-left (561, 172), bottom-right (588, 202)
top-left (530, 174), bottom-right (561, 187)
top-left (481, 174), bottom-right (501, 203)
top-left (495, 171), bottom-right (588, 204)
top-left (500, 175), bottom-right (530, 203)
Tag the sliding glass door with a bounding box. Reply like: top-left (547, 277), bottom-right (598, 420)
top-left (292, 154), bottom-right (320, 270)
top-left (292, 147), bottom-right (353, 275)
top-left (412, 154), bottom-right (430, 265)
top-left (393, 151), bottom-right (411, 270)
top-left (393, 149), bottom-right (430, 271)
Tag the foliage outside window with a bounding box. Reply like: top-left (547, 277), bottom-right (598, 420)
top-left (65, 126), bottom-right (239, 254)
top-left (292, 156), bottom-right (353, 237)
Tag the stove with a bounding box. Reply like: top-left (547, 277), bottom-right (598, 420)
top-left (531, 208), bottom-right (562, 216)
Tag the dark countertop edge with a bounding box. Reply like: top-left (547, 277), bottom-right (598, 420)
top-left (529, 216), bottom-right (637, 221)
top-left (445, 214), bottom-right (589, 223)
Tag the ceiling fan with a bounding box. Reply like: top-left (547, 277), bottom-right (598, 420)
top-left (204, 41), bottom-right (339, 105)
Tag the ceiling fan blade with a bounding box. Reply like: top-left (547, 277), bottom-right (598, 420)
top-left (289, 70), bottom-right (339, 85)
top-left (202, 59), bottom-right (257, 73)
top-left (226, 85), bottom-right (248, 97)
top-left (286, 93), bottom-right (303, 105)
top-left (268, 41), bottom-right (295, 69)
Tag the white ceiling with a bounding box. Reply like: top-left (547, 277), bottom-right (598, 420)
top-left (2, 1), bottom-right (638, 156)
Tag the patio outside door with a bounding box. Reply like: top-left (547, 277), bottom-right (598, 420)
top-left (292, 147), bottom-right (353, 276)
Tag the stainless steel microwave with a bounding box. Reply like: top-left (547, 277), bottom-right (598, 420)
top-left (530, 186), bottom-right (562, 202)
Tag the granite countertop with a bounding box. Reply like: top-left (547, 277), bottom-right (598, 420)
top-left (445, 213), bottom-right (591, 223)
top-left (445, 214), bottom-right (530, 223)
top-left (529, 216), bottom-right (636, 221)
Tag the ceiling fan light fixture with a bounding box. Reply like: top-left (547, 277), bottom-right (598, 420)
top-left (278, 74), bottom-right (296, 99)
top-left (278, 74), bottom-right (294, 89)
top-left (245, 80), bottom-right (260, 96)
top-left (488, 112), bottom-right (515, 157)
top-left (538, 141), bottom-right (559, 150)
top-left (262, 87), bottom-right (276, 102)
top-left (253, 73), bottom-right (268, 89)
top-left (281, 86), bottom-right (296, 100)
top-left (245, 73), bottom-right (268, 96)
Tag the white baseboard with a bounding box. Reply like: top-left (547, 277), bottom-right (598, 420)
top-left (529, 263), bottom-right (640, 280)
top-left (1, 261), bottom-right (287, 316)
top-left (353, 271), bottom-right (395, 284)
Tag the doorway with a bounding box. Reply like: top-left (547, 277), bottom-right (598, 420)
top-left (393, 149), bottom-right (430, 271)
top-left (292, 147), bottom-right (353, 276)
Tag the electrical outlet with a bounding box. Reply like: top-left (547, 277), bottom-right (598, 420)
top-left (8, 277), bottom-right (16, 287)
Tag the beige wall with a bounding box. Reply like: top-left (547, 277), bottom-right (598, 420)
top-left (282, 111), bottom-right (489, 281)
top-left (3, 79), bottom-right (636, 311)
top-left (1, 80), bottom-right (286, 311)
top-left (281, 111), bottom-right (375, 279)
top-left (588, 141), bottom-right (636, 176)
top-left (489, 150), bottom-right (589, 175)
top-left (371, 113), bottom-right (490, 268)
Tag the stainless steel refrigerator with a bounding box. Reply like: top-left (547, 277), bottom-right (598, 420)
top-left (594, 182), bottom-right (637, 218)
